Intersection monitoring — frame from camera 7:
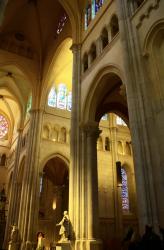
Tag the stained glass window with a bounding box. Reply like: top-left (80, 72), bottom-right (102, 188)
top-left (84, 0), bottom-right (105, 30)
top-left (101, 114), bottom-right (108, 120)
top-left (121, 168), bottom-right (129, 211)
top-left (84, 12), bottom-right (88, 30)
top-left (92, 0), bottom-right (96, 19)
top-left (48, 87), bottom-right (57, 107)
top-left (40, 175), bottom-right (43, 194)
top-left (57, 84), bottom-right (67, 109)
top-left (67, 92), bottom-right (72, 111)
top-left (95, 0), bottom-right (103, 13)
top-left (0, 115), bottom-right (8, 139)
top-left (56, 13), bottom-right (67, 35)
top-left (26, 95), bottom-right (32, 113)
top-left (116, 116), bottom-right (127, 126)
top-left (87, 4), bottom-right (92, 26)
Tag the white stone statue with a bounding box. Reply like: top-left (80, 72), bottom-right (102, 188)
top-left (56, 211), bottom-right (70, 242)
top-left (36, 232), bottom-right (45, 250)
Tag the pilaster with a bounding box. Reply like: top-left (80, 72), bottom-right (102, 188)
top-left (3, 128), bottom-right (23, 249)
top-left (17, 109), bottom-right (44, 250)
top-left (76, 122), bottom-right (102, 250)
top-left (69, 43), bottom-right (81, 240)
top-left (116, 0), bottom-right (159, 233)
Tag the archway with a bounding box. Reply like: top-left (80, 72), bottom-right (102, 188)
top-left (83, 69), bottom-right (138, 250)
top-left (97, 113), bottom-right (137, 250)
top-left (38, 156), bottom-right (69, 246)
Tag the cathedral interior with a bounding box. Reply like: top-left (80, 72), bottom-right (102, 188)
top-left (0, 0), bottom-right (164, 249)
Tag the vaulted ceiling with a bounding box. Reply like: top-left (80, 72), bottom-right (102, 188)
top-left (0, 0), bottom-right (73, 60)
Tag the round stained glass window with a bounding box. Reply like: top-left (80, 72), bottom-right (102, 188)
top-left (0, 115), bottom-right (8, 139)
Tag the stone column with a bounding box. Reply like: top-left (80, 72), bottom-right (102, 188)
top-left (80, 122), bottom-right (102, 250)
top-left (69, 43), bottom-right (81, 241)
top-left (109, 114), bottom-right (123, 238)
top-left (116, 0), bottom-right (159, 233)
top-left (3, 128), bottom-right (23, 249)
top-left (17, 109), bottom-right (43, 250)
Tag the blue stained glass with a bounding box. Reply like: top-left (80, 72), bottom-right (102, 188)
top-left (84, 0), bottom-right (105, 30)
top-left (48, 87), bottom-right (57, 107)
top-left (121, 168), bottom-right (129, 211)
top-left (57, 84), bottom-right (67, 109)
top-left (67, 92), bottom-right (72, 111)
top-left (95, 0), bottom-right (103, 13)
top-left (92, 0), bottom-right (96, 19)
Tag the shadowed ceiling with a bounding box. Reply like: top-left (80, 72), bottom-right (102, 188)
top-left (0, 0), bottom-right (72, 60)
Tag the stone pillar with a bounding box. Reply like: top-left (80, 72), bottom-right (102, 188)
top-left (69, 43), bottom-right (81, 241)
top-left (116, 0), bottom-right (159, 233)
top-left (17, 109), bottom-right (43, 250)
top-left (109, 115), bottom-right (123, 238)
top-left (78, 122), bottom-right (102, 250)
top-left (3, 128), bottom-right (23, 249)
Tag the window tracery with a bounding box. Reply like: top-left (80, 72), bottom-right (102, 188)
top-left (48, 85), bottom-right (72, 111)
top-left (56, 13), bottom-right (67, 35)
top-left (67, 92), bottom-right (72, 111)
top-left (121, 168), bottom-right (129, 211)
top-left (116, 116), bottom-right (127, 126)
top-left (57, 84), bottom-right (67, 109)
top-left (26, 95), bottom-right (32, 113)
top-left (84, 0), bottom-right (105, 30)
top-left (48, 87), bottom-right (57, 108)
top-left (0, 114), bottom-right (8, 139)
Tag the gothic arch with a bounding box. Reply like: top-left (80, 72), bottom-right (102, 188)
top-left (41, 37), bottom-right (72, 109)
top-left (58, 0), bottom-right (81, 41)
top-left (82, 65), bottom-right (127, 123)
top-left (143, 19), bottom-right (164, 108)
top-left (40, 153), bottom-right (69, 173)
top-left (143, 19), bottom-right (164, 55)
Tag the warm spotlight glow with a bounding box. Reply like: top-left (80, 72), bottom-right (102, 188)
top-left (52, 198), bottom-right (56, 210)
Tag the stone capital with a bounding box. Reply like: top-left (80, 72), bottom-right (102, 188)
top-left (81, 121), bottom-right (101, 139)
top-left (29, 108), bottom-right (44, 116)
top-left (70, 43), bottom-right (81, 52)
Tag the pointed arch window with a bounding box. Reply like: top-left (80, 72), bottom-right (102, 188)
top-left (84, 0), bottom-right (105, 29)
top-left (48, 87), bottom-right (57, 108)
top-left (40, 175), bottom-right (43, 193)
top-left (57, 84), bottom-right (67, 109)
top-left (67, 92), bottom-right (72, 111)
top-left (101, 114), bottom-right (108, 121)
top-left (121, 168), bottom-right (129, 211)
top-left (95, 0), bottom-right (104, 13)
top-left (0, 114), bottom-right (8, 139)
top-left (26, 94), bottom-right (32, 113)
top-left (56, 13), bottom-right (67, 35)
top-left (116, 116), bottom-right (127, 126)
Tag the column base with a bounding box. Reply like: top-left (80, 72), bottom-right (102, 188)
top-left (8, 242), bottom-right (20, 250)
top-left (75, 239), bottom-right (102, 250)
top-left (56, 241), bottom-right (71, 250)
